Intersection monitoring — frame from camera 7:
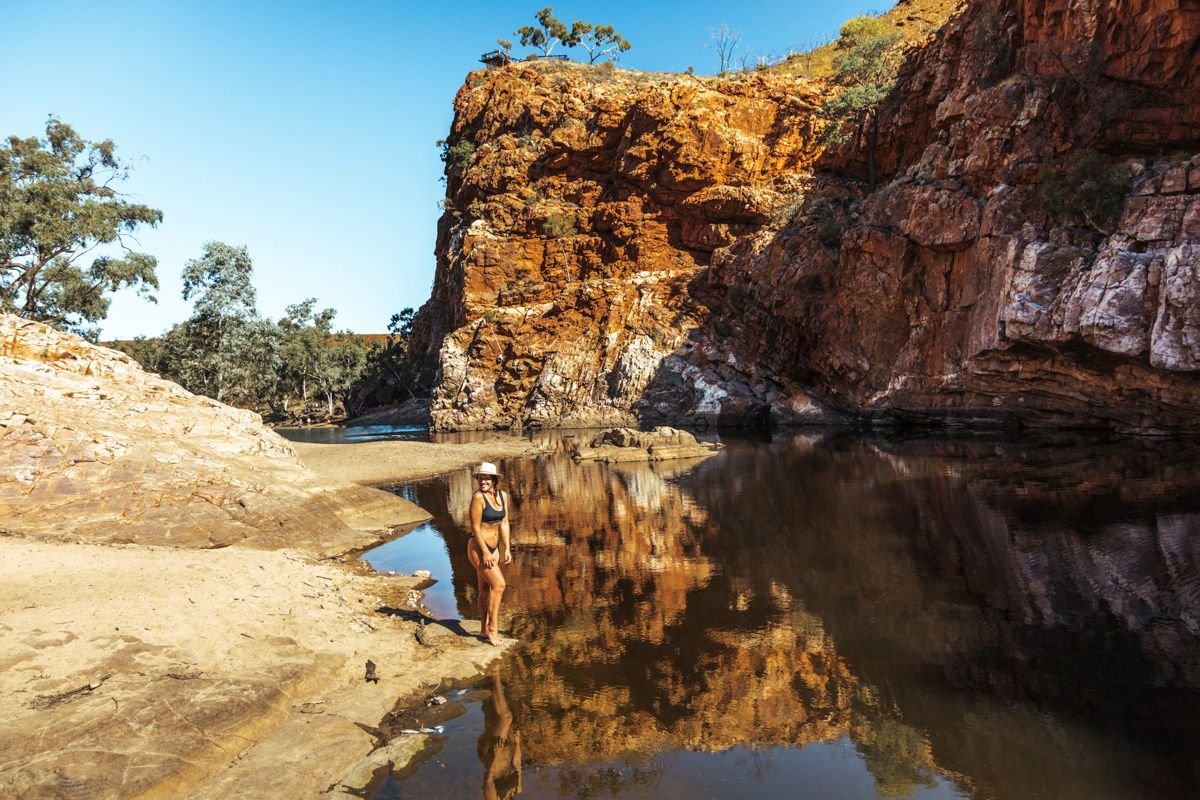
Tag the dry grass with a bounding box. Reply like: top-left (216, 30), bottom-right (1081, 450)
top-left (773, 0), bottom-right (964, 79)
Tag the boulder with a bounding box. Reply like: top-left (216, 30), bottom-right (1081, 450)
top-left (568, 426), bottom-right (721, 463)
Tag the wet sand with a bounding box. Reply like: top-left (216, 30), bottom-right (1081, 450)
top-left (0, 435), bottom-right (542, 798)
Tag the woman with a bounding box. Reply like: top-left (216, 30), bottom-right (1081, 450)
top-left (468, 462), bottom-right (512, 646)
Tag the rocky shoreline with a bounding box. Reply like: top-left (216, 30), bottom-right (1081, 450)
top-left (0, 434), bottom-right (544, 799)
top-left (0, 315), bottom-right (547, 798)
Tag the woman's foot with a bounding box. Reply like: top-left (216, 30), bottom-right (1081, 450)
top-left (486, 627), bottom-right (502, 646)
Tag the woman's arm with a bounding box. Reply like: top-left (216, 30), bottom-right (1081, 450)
top-left (500, 491), bottom-right (512, 565)
top-left (469, 492), bottom-right (496, 568)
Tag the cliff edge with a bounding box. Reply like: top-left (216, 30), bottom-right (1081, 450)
top-left (413, 0), bottom-right (1200, 433)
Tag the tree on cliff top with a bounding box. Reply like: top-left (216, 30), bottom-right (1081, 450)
top-left (0, 118), bottom-right (162, 339)
top-left (515, 7), bottom-right (577, 57)
top-left (577, 23), bottom-right (632, 64)
top-left (819, 16), bottom-right (903, 189)
top-left (513, 8), bottom-right (630, 62)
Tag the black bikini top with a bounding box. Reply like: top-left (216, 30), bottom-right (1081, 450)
top-left (481, 491), bottom-right (506, 523)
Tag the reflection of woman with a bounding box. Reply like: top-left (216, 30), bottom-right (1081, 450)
top-left (478, 668), bottom-right (522, 800)
top-left (468, 462), bottom-right (512, 646)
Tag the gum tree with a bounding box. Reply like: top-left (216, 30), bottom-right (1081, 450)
top-left (578, 24), bottom-right (632, 64)
top-left (0, 118), bottom-right (162, 339)
top-left (820, 16), bottom-right (903, 189)
top-left (515, 7), bottom-right (576, 57)
top-left (161, 242), bottom-right (280, 406)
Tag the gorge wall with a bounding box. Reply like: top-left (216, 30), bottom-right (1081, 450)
top-left (412, 0), bottom-right (1200, 433)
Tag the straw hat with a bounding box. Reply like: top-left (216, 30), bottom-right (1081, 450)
top-left (474, 462), bottom-right (501, 478)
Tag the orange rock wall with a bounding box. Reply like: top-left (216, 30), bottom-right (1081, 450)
top-left (415, 0), bottom-right (1200, 432)
top-left (411, 65), bottom-right (833, 430)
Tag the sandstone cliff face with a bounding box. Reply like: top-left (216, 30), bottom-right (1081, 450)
top-left (416, 1), bottom-right (1200, 432)
top-left (0, 315), bottom-right (425, 552)
top-left (712, 0), bottom-right (1200, 431)
top-left (412, 65), bottom-right (836, 430)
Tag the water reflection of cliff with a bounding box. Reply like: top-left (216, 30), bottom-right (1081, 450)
top-left (679, 434), bottom-right (1200, 799)
top-left (407, 443), bottom-right (942, 797)
top-left (407, 434), bottom-right (1200, 799)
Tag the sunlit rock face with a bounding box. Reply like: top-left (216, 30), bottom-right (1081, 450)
top-left (418, 1), bottom-right (1200, 432)
top-left (0, 315), bottom-right (423, 552)
top-left (708, 0), bottom-right (1200, 431)
top-left (410, 64), bottom-right (837, 431)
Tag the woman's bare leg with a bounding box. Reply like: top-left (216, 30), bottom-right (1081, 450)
top-left (483, 567), bottom-right (505, 645)
top-left (469, 541), bottom-right (505, 643)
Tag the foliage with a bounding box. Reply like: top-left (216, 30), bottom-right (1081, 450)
top-left (512, 7), bottom-right (630, 63)
top-left (437, 138), bottom-right (476, 169)
top-left (1039, 149), bottom-right (1130, 235)
top-left (278, 299), bottom-right (357, 418)
top-left (856, 716), bottom-right (938, 799)
top-left (576, 23), bottom-right (632, 64)
top-left (112, 248), bottom-right (421, 420)
top-left (516, 7), bottom-right (576, 57)
top-left (819, 15), bottom-right (903, 188)
top-left (158, 242), bottom-right (280, 406)
top-left (0, 118), bottom-right (162, 339)
top-left (543, 212), bottom-right (577, 238)
top-left (349, 308), bottom-right (423, 409)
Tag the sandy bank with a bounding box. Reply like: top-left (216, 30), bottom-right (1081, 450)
top-left (0, 435), bottom-right (546, 798)
top-left (290, 435), bottom-right (544, 485)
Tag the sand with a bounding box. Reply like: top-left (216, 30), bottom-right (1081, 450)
top-left (0, 434), bottom-right (544, 799)
top-left (289, 436), bottom-right (543, 485)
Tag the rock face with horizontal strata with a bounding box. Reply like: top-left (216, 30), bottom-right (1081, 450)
top-left (706, 0), bottom-right (1200, 432)
top-left (415, 1), bottom-right (1200, 433)
top-left (409, 64), bottom-right (838, 431)
top-left (0, 315), bottom-right (425, 552)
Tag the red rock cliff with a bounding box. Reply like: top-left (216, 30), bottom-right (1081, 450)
top-left (414, 0), bottom-right (1200, 432)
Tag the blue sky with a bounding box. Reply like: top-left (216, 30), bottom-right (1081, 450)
top-left (3, 1), bottom-right (882, 338)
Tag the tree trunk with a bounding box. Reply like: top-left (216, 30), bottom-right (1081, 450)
top-left (868, 110), bottom-right (879, 190)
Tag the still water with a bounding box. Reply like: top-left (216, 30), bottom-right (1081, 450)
top-left (363, 432), bottom-right (1200, 799)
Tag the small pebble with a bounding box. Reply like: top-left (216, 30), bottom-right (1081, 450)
top-left (427, 695), bottom-right (447, 706)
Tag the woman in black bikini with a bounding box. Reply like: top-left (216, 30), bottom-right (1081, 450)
top-left (468, 462), bottom-right (512, 646)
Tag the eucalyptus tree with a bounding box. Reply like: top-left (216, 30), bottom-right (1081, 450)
top-left (161, 242), bottom-right (280, 406)
top-left (0, 118), bottom-right (162, 339)
top-left (820, 15), bottom-right (903, 189)
top-left (277, 299), bottom-right (367, 418)
top-left (515, 7), bottom-right (578, 56)
top-left (577, 24), bottom-right (632, 63)
top-left (708, 24), bottom-right (742, 75)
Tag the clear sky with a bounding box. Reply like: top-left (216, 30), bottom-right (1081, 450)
top-left (3, 1), bottom-right (881, 338)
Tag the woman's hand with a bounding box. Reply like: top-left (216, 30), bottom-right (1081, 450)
top-left (484, 552), bottom-right (497, 569)
top-left (502, 546), bottom-right (513, 566)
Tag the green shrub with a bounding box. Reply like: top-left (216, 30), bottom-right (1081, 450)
top-left (543, 212), bottom-right (577, 238)
top-left (1039, 149), bottom-right (1130, 234)
top-left (436, 138), bottom-right (476, 168)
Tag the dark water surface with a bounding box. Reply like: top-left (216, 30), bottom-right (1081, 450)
top-left (276, 424), bottom-right (429, 444)
top-left (363, 432), bottom-right (1200, 799)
